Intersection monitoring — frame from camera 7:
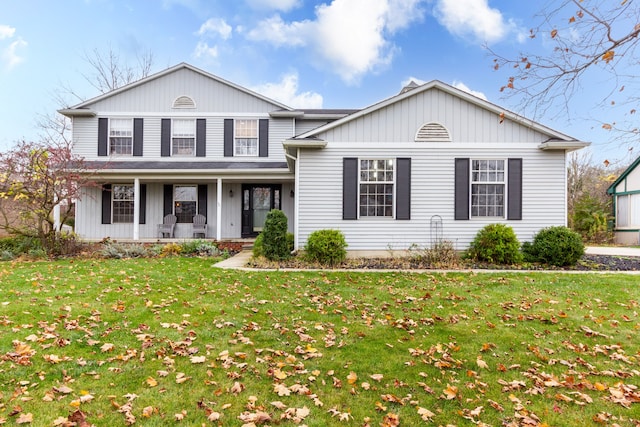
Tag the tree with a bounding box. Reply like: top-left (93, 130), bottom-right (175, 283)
top-left (492, 1), bottom-right (640, 147)
top-left (0, 139), bottom-right (97, 253)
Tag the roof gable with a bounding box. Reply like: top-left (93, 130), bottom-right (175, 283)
top-left (608, 154), bottom-right (640, 194)
top-left (296, 80), bottom-right (580, 143)
top-left (63, 63), bottom-right (292, 115)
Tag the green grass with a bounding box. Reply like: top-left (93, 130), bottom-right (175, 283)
top-left (0, 258), bottom-right (639, 425)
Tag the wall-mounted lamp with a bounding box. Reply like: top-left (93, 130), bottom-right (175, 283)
top-left (229, 189), bottom-right (234, 198)
top-left (290, 189), bottom-right (295, 198)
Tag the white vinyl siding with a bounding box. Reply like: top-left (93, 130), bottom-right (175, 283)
top-left (296, 143), bottom-right (566, 251)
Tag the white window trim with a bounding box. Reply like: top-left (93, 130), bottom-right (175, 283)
top-left (470, 158), bottom-right (507, 219)
top-left (109, 118), bottom-right (133, 157)
top-left (358, 158), bottom-right (395, 219)
top-left (171, 118), bottom-right (196, 157)
top-left (112, 184), bottom-right (134, 223)
top-left (234, 119), bottom-right (259, 157)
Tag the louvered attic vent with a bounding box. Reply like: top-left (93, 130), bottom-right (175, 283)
top-left (173, 96), bottom-right (196, 109)
top-left (415, 122), bottom-right (451, 142)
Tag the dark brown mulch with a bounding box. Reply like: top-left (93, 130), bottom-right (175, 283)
top-left (248, 254), bottom-right (640, 271)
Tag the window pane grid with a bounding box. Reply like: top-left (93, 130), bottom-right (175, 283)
top-left (235, 138), bottom-right (257, 156)
top-left (471, 160), bottom-right (505, 218)
top-left (172, 120), bottom-right (195, 156)
top-left (359, 159), bottom-right (394, 217)
top-left (235, 120), bottom-right (258, 156)
top-left (172, 138), bottom-right (195, 155)
top-left (109, 119), bottom-right (132, 155)
top-left (112, 185), bottom-right (134, 223)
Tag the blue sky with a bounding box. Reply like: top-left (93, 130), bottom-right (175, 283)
top-left (1, 0), bottom-right (634, 166)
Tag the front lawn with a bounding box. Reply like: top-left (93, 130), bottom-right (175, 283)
top-left (0, 258), bottom-right (638, 425)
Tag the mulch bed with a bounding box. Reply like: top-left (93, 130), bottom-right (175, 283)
top-left (247, 254), bottom-right (640, 271)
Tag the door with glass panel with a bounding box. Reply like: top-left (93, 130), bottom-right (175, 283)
top-left (241, 184), bottom-right (281, 237)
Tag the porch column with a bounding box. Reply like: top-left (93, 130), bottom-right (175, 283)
top-left (294, 147), bottom-right (300, 250)
top-left (53, 203), bottom-right (61, 232)
top-left (216, 178), bottom-right (222, 241)
top-left (133, 178), bottom-right (140, 240)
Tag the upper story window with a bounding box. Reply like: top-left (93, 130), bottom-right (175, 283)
top-left (359, 159), bottom-right (394, 217)
top-left (172, 119), bottom-right (195, 156)
top-left (234, 119), bottom-right (258, 156)
top-left (471, 159), bottom-right (505, 217)
top-left (112, 185), bottom-right (134, 223)
top-left (109, 119), bottom-right (133, 155)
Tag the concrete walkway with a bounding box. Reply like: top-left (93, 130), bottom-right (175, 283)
top-left (215, 246), bottom-right (640, 272)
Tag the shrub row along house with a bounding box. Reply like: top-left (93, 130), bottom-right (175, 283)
top-left (59, 63), bottom-right (589, 251)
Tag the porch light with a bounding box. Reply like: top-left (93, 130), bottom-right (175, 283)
top-left (229, 189), bottom-right (234, 197)
top-left (290, 190), bottom-right (294, 198)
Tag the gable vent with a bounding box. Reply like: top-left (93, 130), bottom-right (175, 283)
top-left (415, 122), bottom-right (451, 142)
top-left (173, 96), bottom-right (196, 109)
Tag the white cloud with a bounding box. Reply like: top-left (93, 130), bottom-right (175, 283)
top-left (452, 81), bottom-right (487, 100)
top-left (434, 0), bottom-right (521, 45)
top-left (197, 18), bottom-right (233, 40)
top-left (251, 72), bottom-right (323, 108)
top-left (246, 0), bottom-right (301, 12)
top-left (0, 25), bottom-right (16, 40)
top-left (193, 41), bottom-right (218, 59)
top-left (246, 0), bottom-right (427, 84)
top-left (2, 37), bottom-right (27, 69)
top-left (246, 15), bottom-right (309, 47)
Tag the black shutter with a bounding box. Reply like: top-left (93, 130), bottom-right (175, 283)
top-left (163, 184), bottom-right (173, 216)
top-left (343, 158), bottom-right (358, 220)
top-left (139, 184), bottom-right (147, 224)
top-left (396, 158), bottom-right (411, 220)
top-left (98, 118), bottom-right (108, 156)
top-left (133, 118), bottom-right (143, 156)
top-left (259, 119), bottom-right (269, 157)
top-left (224, 119), bottom-right (234, 157)
top-left (196, 118), bottom-right (206, 157)
top-left (507, 158), bottom-right (522, 220)
top-left (198, 185), bottom-right (207, 219)
top-left (161, 119), bottom-right (171, 157)
top-left (454, 158), bottom-right (470, 220)
top-left (101, 184), bottom-right (111, 224)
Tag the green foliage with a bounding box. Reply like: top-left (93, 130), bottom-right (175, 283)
top-left (252, 233), bottom-right (264, 258)
top-left (523, 226), bottom-right (585, 266)
top-left (179, 240), bottom-right (221, 257)
top-left (99, 242), bottom-right (153, 259)
top-left (0, 235), bottom-right (42, 256)
top-left (304, 229), bottom-right (348, 266)
top-left (160, 242), bottom-right (182, 257)
top-left (571, 195), bottom-right (612, 243)
top-left (262, 210), bottom-right (290, 261)
top-left (466, 223), bottom-right (523, 265)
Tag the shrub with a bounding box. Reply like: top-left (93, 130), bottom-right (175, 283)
top-left (160, 242), bottom-right (182, 257)
top-left (571, 195), bottom-right (612, 243)
top-left (0, 235), bottom-right (42, 255)
top-left (180, 240), bottom-right (221, 257)
top-left (466, 223), bottom-right (522, 265)
top-left (262, 210), bottom-right (290, 261)
top-left (252, 233), bottom-right (264, 258)
top-left (523, 226), bottom-right (584, 266)
top-left (304, 229), bottom-right (347, 266)
top-left (418, 241), bottom-right (460, 268)
top-left (99, 242), bottom-right (153, 259)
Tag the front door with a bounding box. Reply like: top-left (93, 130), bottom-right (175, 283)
top-left (241, 184), bottom-right (281, 237)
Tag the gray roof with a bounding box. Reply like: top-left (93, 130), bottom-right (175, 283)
top-left (84, 161), bottom-right (288, 170)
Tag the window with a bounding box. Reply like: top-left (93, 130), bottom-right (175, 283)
top-left (172, 119), bottom-right (195, 156)
top-left (359, 159), bottom-right (394, 217)
top-left (174, 185), bottom-right (197, 223)
top-left (109, 119), bottom-right (133, 155)
top-left (471, 159), bottom-right (505, 217)
top-left (234, 119), bottom-right (258, 156)
top-left (112, 185), bottom-right (134, 223)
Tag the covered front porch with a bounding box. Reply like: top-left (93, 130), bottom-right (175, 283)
top-left (74, 169), bottom-right (295, 241)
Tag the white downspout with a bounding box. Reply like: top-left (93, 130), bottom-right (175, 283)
top-left (216, 178), bottom-right (222, 241)
top-left (294, 147), bottom-right (300, 251)
top-left (133, 178), bottom-right (140, 240)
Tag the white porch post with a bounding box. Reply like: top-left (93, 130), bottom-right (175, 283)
top-left (53, 203), bottom-right (61, 232)
top-left (216, 178), bottom-right (222, 241)
top-left (133, 178), bottom-right (140, 240)
top-left (294, 147), bottom-right (300, 250)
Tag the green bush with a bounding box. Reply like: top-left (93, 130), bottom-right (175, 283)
top-left (180, 240), bottom-right (221, 257)
top-left (262, 210), bottom-right (290, 261)
top-left (523, 226), bottom-right (584, 266)
top-left (304, 229), bottom-right (347, 266)
top-left (571, 195), bottom-right (612, 243)
top-left (466, 223), bottom-right (522, 265)
top-left (252, 233), bottom-right (264, 258)
top-left (0, 235), bottom-right (42, 256)
top-left (99, 242), bottom-right (153, 259)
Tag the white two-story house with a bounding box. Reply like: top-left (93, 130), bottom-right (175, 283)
top-left (60, 63), bottom-right (589, 250)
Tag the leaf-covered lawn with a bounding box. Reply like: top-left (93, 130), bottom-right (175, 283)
top-left (0, 258), bottom-right (638, 426)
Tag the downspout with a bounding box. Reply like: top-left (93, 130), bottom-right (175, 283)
top-left (294, 147), bottom-right (300, 251)
top-left (133, 178), bottom-right (140, 240)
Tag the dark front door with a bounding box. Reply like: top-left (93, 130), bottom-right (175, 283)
top-left (241, 184), bottom-right (281, 237)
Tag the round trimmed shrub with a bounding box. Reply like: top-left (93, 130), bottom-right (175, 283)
top-left (466, 223), bottom-right (522, 265)
top-left (304, 229), bottom-right (347, 266)
top-left (523, 226), bottom-right (584, 266)
top-left (262, 209), bottom-right (290, 261)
